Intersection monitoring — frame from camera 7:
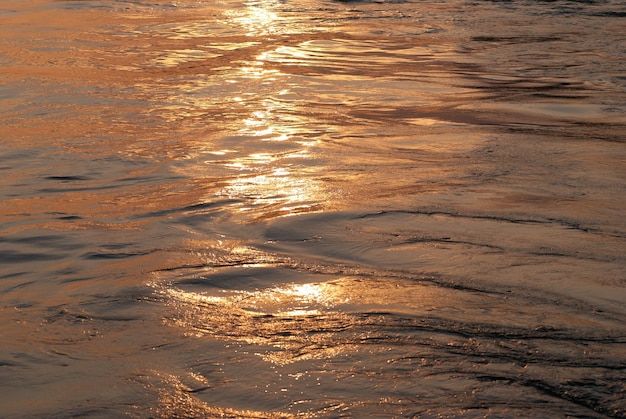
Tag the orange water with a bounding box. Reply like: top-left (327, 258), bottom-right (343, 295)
top-left (1, 0), bottom-right (625, 417)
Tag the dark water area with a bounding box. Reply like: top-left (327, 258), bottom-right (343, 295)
top-left (1, 0), bottom-right (625, 417)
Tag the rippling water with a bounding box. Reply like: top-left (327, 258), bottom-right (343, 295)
top-left (1, 0), bottom-right (625, 417)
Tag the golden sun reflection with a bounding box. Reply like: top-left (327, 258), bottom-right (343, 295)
top-left (159, 277), bottom-right (353, 365)
top-left (155, 1), bottom-right (327, 220)
top-left (217, 64), bottom-right (324, 218)
top-left (221, 168), bottom-right (323, 219)
top-left (226, 1), bottom-right (289, 37)
top-left (162, 278), bottom-right (349, 326)
top-left (157, 274), bottom-right (451, 365)
top-left (260, 282), bottom-right (341, 316)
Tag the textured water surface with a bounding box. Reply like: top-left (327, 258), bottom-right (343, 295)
top-left (1, 0), bottom-right (625, 417)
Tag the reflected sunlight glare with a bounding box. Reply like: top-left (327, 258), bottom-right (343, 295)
top-left (227, 1), bottom-right (280, 37)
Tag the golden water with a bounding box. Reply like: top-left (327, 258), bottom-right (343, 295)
top-left (1, 0), bottom-right (625, 417)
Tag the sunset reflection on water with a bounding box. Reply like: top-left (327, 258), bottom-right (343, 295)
top-left (2, 0), bottom-right (624, 416)
top-left (153, 0), bottom-right (339, 371)
top-left (159, 273), bottom-right (355, 366)
top-left (147, 0), bottom-right (330, 220)
top-left (230, 4), bottom-right (278, 36)
top-left (227, 0), bottom-right (310, 37)
top-left (222, 85), bottom-right (325, 218)
top-left (206, 5), bottom-right (327, 218)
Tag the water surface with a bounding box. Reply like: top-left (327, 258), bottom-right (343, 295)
top-left (1, 0), bottom-right (625, 417)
